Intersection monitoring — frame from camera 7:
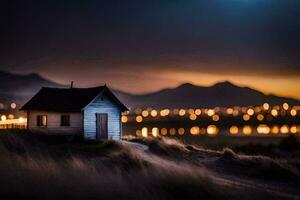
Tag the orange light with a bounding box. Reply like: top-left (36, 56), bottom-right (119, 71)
top-left (121, 116), bottom-right (128, 123)
top-left (142, 127), bottom-right (148, 137)
top-left (212, 115), bottom-right (219, 121)
top-left (207, 125), bottom-right (218, 135)
top-left (152, 127), bottom-right (159, 137)
top-left (161, 128), bottom-right (168, 135)
top-left (178, 128), bottom-right (185, 135)
top-left (10, 102), bottom-right (17, 109)
top-left (142, 110), bottom-right (149, 117)
top-left (280, 125), bottom-right (289, 134)
top-left (190, 126), bottom-right (200, 135)
top-left (189, 114), bottom-right (197, 121)
top-left (150, 110), bottom-right (158, 117)
top-left (179, 109), bottom-right (186, 116)
top-left (243, 114), bottom-right (250, 121)
top-left (247, 108), bottom-right (254, 116)
top-left (207, 109), bottom-right (215, 117)
top-left (195, 109), bottom-right (201, 115)
top-left (136, 116), bottom-right (143, 123)
top-left (271, 109), bottom-right (278, 117)
top-left (257, 114), bottom-right (264, 121)
top-left (243, 126), bottom-right (252, 135)
top-left (169, 128), bottom-right (176, 135)
top-left (263, 103), bottom-right (270, 110)
top-left (283, 103), bottom-right (289, 111)
top-left (229, 126), bottom-right (239, 135)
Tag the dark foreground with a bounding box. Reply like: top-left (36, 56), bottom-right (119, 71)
top-left (0, 131), bottom-right (299, 200)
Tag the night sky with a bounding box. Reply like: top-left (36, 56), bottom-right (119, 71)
top-left (1, 0), bottom-right (300, 98)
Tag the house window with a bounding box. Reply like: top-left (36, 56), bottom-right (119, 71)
top-left (37, 115), bottom-right (47, 127)
top-left (61, 115), bottom-right (70, 127)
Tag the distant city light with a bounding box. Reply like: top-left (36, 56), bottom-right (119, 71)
top-left (189, 114), bottom-right (197, 121)
top-left (283, 103), bottom-right (289, 110)
top-left (190, 126), bottom-right (200, 135)
top-left (207, 125), bottom-right (218, 135)
top-left (257, 114), bottom-right (264, 121)
top-left (169, 128), bottom-right (176, 135)
top-left (136, 115), bottom-right (143, 123)
top-left (178, 128), bottom-right (185, 135)
top-left (161, 128), bottom-right (167, 135)
top-left (179, 109), bottom-right (186, 116)
top-left (10, 102), bottom-right (17, 109)
top-left (271, 126), bottom-right (279, 134)
top-left (142, 110), bottom-right (149, 117)
top-left (195, 109), bottom-right (201, 115)
top-left (212, 115), bottom-right (219, 121)
top-left (207, 109), bottom-right (215, 117)
top-left (243, 114), bottom-right (250, 121)
top-left (280, 125), bottom-right (289, 134)
top-left (151, 110), bottom-right (158, 117)
top-left (121, 116), bottom-right (128, 123)
top-left (1, 115), bottom-right (6, 121)
top-left (290, 126), bottom-right (297, 134)
top-left (247, 108), bottom-right (254, 116)
top-left (243, 126), bottom-right (252, 135)
top-left (257, 124), bottom-right (270, 135)
top-left (290, 109), bottom-right (297, 116)
top-left (271, 109), bottom-right (278, 117)
top-left (229, 126), bottom-right (239, 135)
top-left (152, 127), bottom-right (159, 137)
top-left (263, 103), bottom-right (270, 110)
top-left (142, 127), bottom-right (148, 137)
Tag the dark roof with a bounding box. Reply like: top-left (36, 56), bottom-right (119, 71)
top-left (20, 86), bottom-right (128, 112)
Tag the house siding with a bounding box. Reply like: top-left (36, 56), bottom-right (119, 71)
top-left (28, 111), bottom-right (83, 134)
top-left (83, 93), bottom-right (122, 140)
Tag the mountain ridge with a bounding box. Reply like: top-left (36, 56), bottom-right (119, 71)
top-left (0, 71), bottom-right (299, 110)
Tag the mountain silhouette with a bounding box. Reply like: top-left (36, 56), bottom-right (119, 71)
top-left (0, 71), bottom-right (299, 110)
top-left (113, 81), bottom-right (300, 108)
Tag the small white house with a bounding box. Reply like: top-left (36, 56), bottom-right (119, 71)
top-left (20, 85), bottom-right (128, 140)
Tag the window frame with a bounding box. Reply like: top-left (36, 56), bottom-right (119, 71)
top-left (37, 115), bottom-right (47, 127)
top-left (60, 115), bottom-right (70, 127)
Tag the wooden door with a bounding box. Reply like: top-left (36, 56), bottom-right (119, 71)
top-left (96, 113), bottom-right (108, 139)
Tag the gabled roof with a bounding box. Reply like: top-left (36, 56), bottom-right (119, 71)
top-left (20, 85), bottom-right (129, 112)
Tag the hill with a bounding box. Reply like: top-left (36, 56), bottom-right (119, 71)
top-left (0, 71), bottom-right (299, 110)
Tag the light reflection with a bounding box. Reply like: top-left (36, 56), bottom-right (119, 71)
top-left (169, 128), bottom-right (176, 135)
